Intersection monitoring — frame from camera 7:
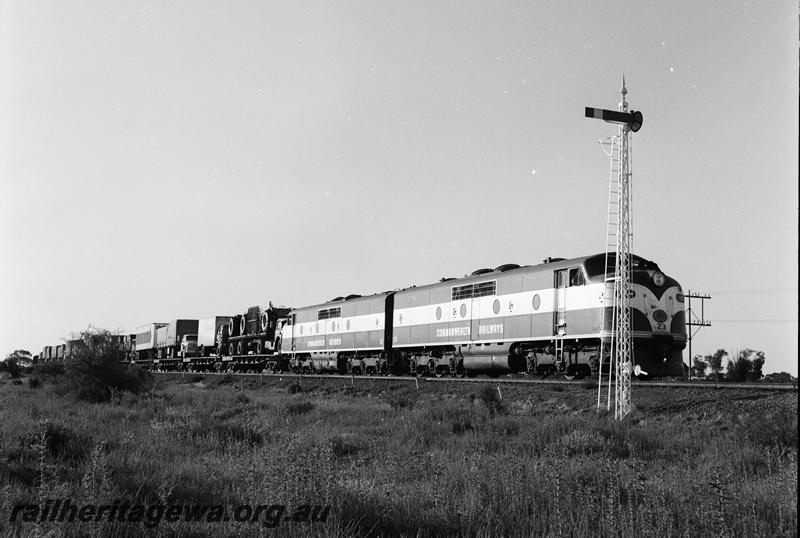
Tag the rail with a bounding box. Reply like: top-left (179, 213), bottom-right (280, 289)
top-left (153, 371), bottom-right (798, 391)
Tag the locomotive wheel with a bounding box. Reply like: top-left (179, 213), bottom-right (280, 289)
top-left (236, 341), bottom-right (244, 355)
top-left (228, 343), bottom-right (235, 356)
top-left (255, 340), bottom-right (263, 354)
top-left (434, 367), bottom-right (444, 378)
top-left (564, 365), bottom-right (586, 381)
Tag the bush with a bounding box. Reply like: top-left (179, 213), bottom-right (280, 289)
top-left (386, 386), bottom-right (419, 412)
top-left (64, 328), bottom-right (153, 402)
top-left (27, 422), bottom-right (91, 461)
top-left (30, 361), bottom-right (65, 379)
top-left (329, 435), bottom-right (363, 459)
top-left (738, 407), bottom-right (798, 450)
top-left (287, 381), bottom-right (304, 394)
top-left (477, 385), bottom-right (507, 417)
top-left (207, 423), bottom-right (263, 446)
top-left (449, 409), bottom-right (475, 434)
top-left (0, 358), bottom-right (21, 378)
top-left (285, 401), bottom-right (315, 415)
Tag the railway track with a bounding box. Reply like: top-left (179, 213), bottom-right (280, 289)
top-left (155, 370), bottom-right (798, 391)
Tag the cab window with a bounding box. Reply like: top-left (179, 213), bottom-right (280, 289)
top-left (569, 268), bottom-right (585, 287)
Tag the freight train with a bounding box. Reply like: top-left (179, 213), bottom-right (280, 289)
top-left (35, 252), bottom-right (687, 379)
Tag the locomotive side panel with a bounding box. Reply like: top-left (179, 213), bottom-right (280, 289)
top-left (288, 294), bottom-right (387, 356)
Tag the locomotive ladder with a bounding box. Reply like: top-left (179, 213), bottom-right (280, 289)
top-left (554, 337), bottom-right (565, 372)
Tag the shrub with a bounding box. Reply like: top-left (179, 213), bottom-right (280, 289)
top-left (477, 385), bottom-right (507, 417)
top-left (285, 401), bottom-right (315, 416)
top-left (450, 409), bottom-right (475, 434)
top-left (554, 430), bottom-right (606, 456)
top-left (207, 423), bottom-right (263, 446)
top-left (387, 386), bottom-right (419, 412)
top-left (0, 357), bottom-right (21, 378)
top-left (738, 407), bottom-right (798, 450)
top-left (30, 361), bottom-right (65, 379)
top-left (491, 416), bottom-right (521, 437)
top-left (64, 328), bottom-right (153, 402)
top-left (23, 422), bottom-right (90, 462)
top-left (329, 435), bottom-right (363, 459)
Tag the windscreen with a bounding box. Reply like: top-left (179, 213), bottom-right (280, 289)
top-left (584, 254), bottom-right (660, 278)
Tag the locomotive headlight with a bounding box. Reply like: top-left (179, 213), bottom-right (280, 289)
top-left (653, 272), bottom-right (665, 287)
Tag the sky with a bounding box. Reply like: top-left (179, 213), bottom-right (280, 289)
top-left (1, 1), bottom-right (797, 375)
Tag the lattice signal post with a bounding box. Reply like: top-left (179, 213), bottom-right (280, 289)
top-left (585, 78), bottom-right (644, 420)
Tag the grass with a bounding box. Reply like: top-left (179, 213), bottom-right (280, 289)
top-left (0, 374), bottom-right (796, 537)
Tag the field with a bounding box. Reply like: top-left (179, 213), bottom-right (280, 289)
top-left (0, 373), bottom-right (796, 537)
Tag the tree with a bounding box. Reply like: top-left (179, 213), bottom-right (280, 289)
top-left (727, 348), bottom-right (749, 382)
top-left (64, 328), bottom-right (152, 402)
top-left (5, 349), bottom-right (32, 361)
top-left (706, 349), bottom-right (728, 380)
top-left (2, 349), bottom-right (33, 378)
top-left (1, 355), bottom-right (23, 378)
top-left (691, 355), bottom-right (708, 379)
top-left (750, 351), bottom-right (765, 381)
top-left (725, 349), bottom-right (766, 382)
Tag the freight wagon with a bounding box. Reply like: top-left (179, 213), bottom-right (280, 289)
top-left (134, 320), bottom-right (198, 370)
top-left (184, 316), bottom-right (232, 371)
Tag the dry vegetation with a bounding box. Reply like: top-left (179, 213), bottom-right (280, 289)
top-left (0, 373), bottom-right (796, 537)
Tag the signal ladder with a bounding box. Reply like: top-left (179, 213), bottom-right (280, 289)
top-left (596, 134), bottom-right (629, 413)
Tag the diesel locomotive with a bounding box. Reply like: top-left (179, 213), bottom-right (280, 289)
top-left (279, 252), bottom-right (686, 379)
top-left (36, 252), bottom-right (687, 379)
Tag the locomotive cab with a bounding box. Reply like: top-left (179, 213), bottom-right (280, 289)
top-left (583, 253), bottom-right (687, 377)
